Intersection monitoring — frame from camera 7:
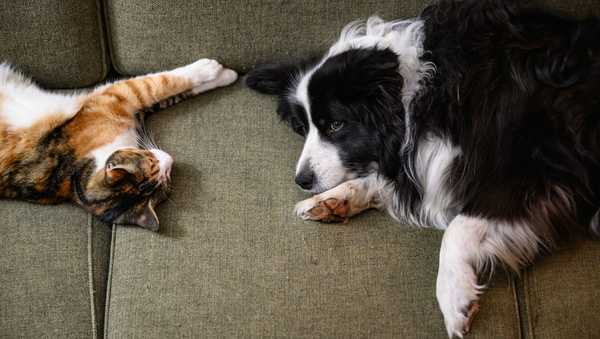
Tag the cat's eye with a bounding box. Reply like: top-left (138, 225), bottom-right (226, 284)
top-left (328, 121), bottom-right (344, 134)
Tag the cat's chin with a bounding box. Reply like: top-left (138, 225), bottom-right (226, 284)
top-left (149, 149), bottom-right (174, 183)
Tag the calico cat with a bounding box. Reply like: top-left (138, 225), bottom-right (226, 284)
top-left (0, 59), bottom-right (237, 231)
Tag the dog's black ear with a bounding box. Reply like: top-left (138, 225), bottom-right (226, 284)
top-left (246, 56), bottom-right (320, 95)
top-left (245, 63), bottom-right (299, 95)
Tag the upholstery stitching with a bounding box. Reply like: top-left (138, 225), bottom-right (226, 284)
top-left (103, 224), bottom-right (117, 339)
top-left (93, 0), bottom-right (110, 85)
top-left (87, 214), bottom-right (98, 339)
top-left (524, 268), bottom-right (536, 339)
top-left (101, 0), bottom-right (127, 75)
top-left (510, 274), bottom-right (524, 339)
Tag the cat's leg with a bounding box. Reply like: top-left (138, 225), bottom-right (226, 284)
top-left (169, 59), bottom-right (238, 95)
top-left (294, 173), bottom-right (383, 222)
top-left (83, 59), bottom-right (237, 116)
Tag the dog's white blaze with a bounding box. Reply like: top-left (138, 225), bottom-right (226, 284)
top-left (0, 63), bottom-right (81, 130)
top-left (294, 67), bottom-right (347, 193)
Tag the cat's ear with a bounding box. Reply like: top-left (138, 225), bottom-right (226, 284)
top-left (116, 201), bottom-right (160, 231)
top-left (105, 162), bottom-right (138, 185)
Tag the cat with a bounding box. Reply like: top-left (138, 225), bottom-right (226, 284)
top-left (0, 59), bottom-right (237, 231)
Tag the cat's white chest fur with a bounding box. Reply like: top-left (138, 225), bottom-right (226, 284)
top-left (90, 130), bottom-right (138, 171)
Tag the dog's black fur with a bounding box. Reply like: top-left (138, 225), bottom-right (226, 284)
top-left (418, 0), bottom-right (600, 239)
top-left (247, 0), bottom-right (600, 241)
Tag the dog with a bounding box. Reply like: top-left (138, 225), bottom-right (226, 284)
top-left (246, 0), bottom-right (600, 337)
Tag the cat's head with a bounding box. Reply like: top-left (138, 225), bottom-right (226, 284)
top-left (75, 148), bottom-right (173, 231)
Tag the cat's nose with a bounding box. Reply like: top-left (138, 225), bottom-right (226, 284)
top-left (150, 149), bottom-right (174, 182)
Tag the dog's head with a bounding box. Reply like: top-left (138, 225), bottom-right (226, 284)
top-left (247, 45), bottom-right (407, 193)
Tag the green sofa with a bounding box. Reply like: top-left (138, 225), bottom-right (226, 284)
top-left (1, 1), bottom-right (599, 338)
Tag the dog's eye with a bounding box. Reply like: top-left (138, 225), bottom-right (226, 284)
top-left (328, 121), bottom-right (344, 134)
top-left (291, 119), bottom-right (307, 136)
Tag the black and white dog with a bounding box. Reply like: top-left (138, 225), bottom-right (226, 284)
top-left (246, 0), bottom-right (600, 337)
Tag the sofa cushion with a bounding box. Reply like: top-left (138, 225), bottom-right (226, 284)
top-left (521, 240), bottom-right (600, 339)
top-left (104, 82), bottom-right (520, 338)
top-left (104, 0), bottom-right (432, 75)
top-left (0, 202), bottom-right (111, 338)
top-left (0, 0), bottom-right (108, 88)
top-left (104, 0), bottom-right (600, 77)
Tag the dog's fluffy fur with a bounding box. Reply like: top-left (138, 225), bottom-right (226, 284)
top-left (246, 0), bottom-right (600, 337)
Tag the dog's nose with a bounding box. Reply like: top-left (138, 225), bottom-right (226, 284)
top-left (295, 170), bottom-right (315, 190)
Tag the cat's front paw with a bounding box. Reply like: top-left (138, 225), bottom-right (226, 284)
top-left (172, 59), bottom-right (238, 94)
top-left (176, 58), bottom-right (222, 83)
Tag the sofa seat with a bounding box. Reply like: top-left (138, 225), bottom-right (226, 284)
top-left (103, 83), bottom-right (522, 338)
top-left (0, 202), bottom-right (111, 338)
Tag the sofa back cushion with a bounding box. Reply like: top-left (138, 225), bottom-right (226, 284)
top-left (105, 0), bottom-right (430, 75)
top-left (105, 0), bottom-right (600, 76)
top-left (0, 0), bottom-right (108, 88)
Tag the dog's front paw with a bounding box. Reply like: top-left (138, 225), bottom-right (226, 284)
top-left (294, 197), bottom-right (350, 223)
top-left (436, 268), bottom-right (481, 338)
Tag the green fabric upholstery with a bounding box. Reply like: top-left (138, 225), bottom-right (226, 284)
top-left (104, 83), bottom-right (520, 338)
top-left (104, 0), bottom-right (600, 77)
top-left (0, 0), bottom-right (108, 89)
top-left (522, 240), bottom-right (600, 339)
top-left (0, 202), bottom-right (111, 338)
top-left (105, 0), bottom-right (433, 75)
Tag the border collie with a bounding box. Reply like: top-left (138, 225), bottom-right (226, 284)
top-left (246, 0), bottom-right (600, 337)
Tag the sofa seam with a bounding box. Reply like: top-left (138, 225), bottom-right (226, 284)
top-left (87, 214), bottom-right (98, 339)
top-left (103, 224), bottom-right (117, 339)
top-left (93, 0), bottom-right (110, 86)
top-left (524, 268), bottom-right (537, 339)
top-left (510, 274), bottom-right (524, 339)
top-left (101, 0), bottom-right (127, 76)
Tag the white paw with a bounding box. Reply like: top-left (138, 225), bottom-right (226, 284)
top-left (171, 58), bottom-right (223, 85)
top-left (436, 266), bottom-right (482, 338)
top-left (294, 198), bottom-right (319, 220)
top-left (189, 68), bottom-right (238, 94)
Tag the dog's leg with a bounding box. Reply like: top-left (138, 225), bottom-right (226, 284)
top-left (437, 215), bottom-right (542, 338)
top-left (294, 173), bottom-right (382, 223)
